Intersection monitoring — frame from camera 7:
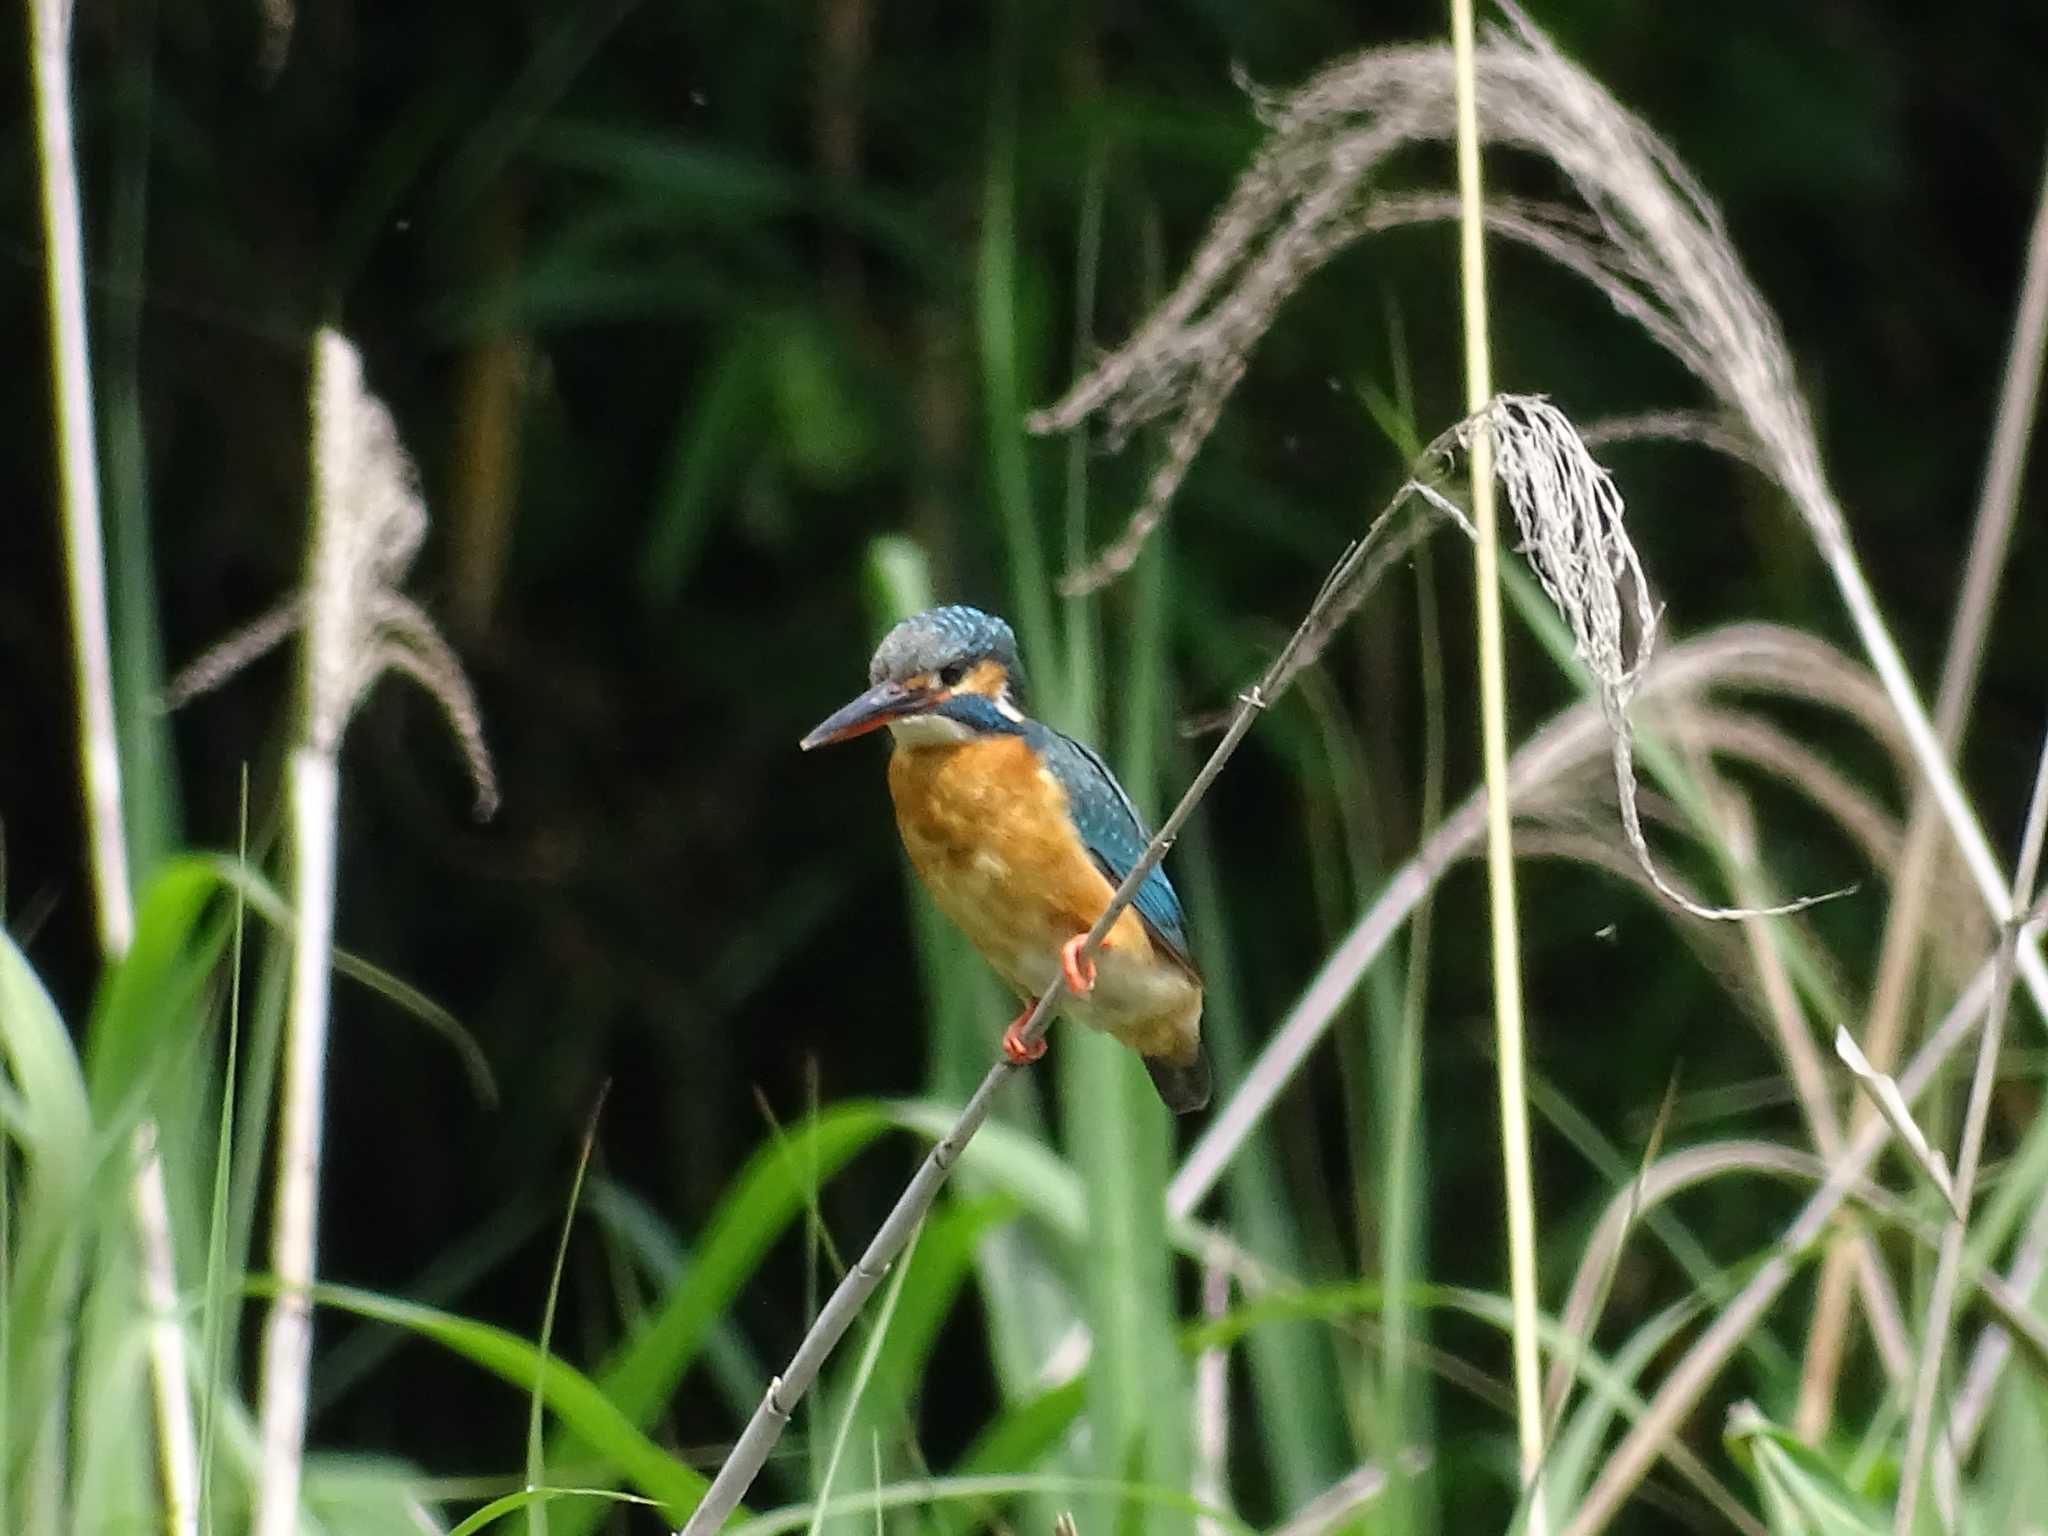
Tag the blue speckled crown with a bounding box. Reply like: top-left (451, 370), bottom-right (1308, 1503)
top-left (869, 605), bottom-right (1025, 701)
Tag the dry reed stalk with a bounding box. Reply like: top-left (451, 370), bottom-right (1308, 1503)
top-left (1799, 128), bottom-right (2048, 1440)
top-left (1191, 1250), bottom-right (1235, 1536)
top-left (1448, 2), bottom-right (1547, 1523)
top-left (29, 0), bottom-right (200, 1524)
top-left (1172, 625), bottom-right (1904, 1218)
top-left (166, 334), bottom-right (493, 1536)
top-left (1689, 766), bottom-right (1912, 1377)
top-left (1953, 1182), bottom-right (2048, 1455)
top-left (1894, 722), bottom-right (2048, 1535)
top-left (1560, 894), bottom-right (2048, 1536)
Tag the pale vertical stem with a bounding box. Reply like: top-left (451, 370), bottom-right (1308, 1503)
top-left (1825, 548), bottom-right (2048, 1014)
top-left (1895, 723), bottom-right (2048, 1536)
top-left (1953, 1185), bottom-right (2048, 1454)
top-left (30, 0), bottom-right (131, 958)
top-left (253, 749), bottom-right (341, 1536)
top-left (1192, 1251), bottom-right (1233, 1536)
top-left (1451, 0), bottom-right (1546, 1525)
top-left (132, 1126), bottom-right (200, 1536)
top-left (30, 2), bottom-right (199, 1530)
top-left (1802, 132), bottom-right (2048, 1438)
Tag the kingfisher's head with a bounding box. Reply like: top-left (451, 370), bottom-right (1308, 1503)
top-left (800, 605), bottom-right (1028, 751)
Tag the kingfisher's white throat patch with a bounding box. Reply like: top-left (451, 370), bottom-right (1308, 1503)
top-left (888, 712), bottom-right (976, 748)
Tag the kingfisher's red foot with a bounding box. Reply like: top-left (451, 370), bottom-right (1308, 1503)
top-left (1060, 934), bottom-right (1098, 996)
top-left (1002, 1006), bottom-right (1048, 1064)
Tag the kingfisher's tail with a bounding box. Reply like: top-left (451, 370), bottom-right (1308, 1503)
top-left (1144, 1044), bottom-right (1212, 1114)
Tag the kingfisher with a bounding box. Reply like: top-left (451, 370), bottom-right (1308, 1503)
top-left (800, 605), bottom-right (1210, 1113)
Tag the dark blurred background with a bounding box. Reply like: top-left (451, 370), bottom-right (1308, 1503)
top-left (4, 0), bottom-right (2046, 1509)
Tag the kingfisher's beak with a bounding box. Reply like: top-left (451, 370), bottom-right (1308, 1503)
top-left (799, 680), bottom-right (934, 750)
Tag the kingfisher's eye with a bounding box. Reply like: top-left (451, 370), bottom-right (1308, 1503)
top-left (938, 661), bottom-right (969, 687)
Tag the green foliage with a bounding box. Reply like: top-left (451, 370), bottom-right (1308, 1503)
top-left (12, 3), bottom-right (2048, 1534)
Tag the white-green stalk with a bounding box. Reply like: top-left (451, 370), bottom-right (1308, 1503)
top-left (29, 0), bottom-right (200, 1528)
top-left (238, 332), bottom-right (494, 1536)
top-left (28, 4), bottom-right (128, 949)
top-left (252, 746), bottom-right (338, 1536)
top-left (1449, 1), bottom-right (1545, 1524)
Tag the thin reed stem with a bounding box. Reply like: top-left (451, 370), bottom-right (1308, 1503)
top-left (1560, 900), bottom-right (2048, 1536)
top-left (29, 0), bottom-right (199, 1526)
top-left (1953, 1170), bottom-right (2048, 1454)
top-left (1894, 722), bottom-right (2048, 1535)
top-left (1450, 1), bottom-right (1546, 1523)
top-left (678, 531), bottom-right (1391, 1535)
top-left (31, 0), bottom-right (131, 957)
top-left (253, 749), bottom-right (340, 1536)
top-left (1171, 624), bottom-right (1834, 1219)
top-left (1803, 128), bottom-right (2048, 1435)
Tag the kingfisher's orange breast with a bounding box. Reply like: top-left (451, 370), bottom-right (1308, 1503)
top-left (886, 734), bottom-right (1153, 1000)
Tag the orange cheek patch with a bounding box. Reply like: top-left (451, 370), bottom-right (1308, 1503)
top-left (956, 657), bottom-right (1011, 700)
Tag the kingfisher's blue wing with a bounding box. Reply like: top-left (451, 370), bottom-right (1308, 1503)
top-left (1030, 726), bottom-right (1196, 973)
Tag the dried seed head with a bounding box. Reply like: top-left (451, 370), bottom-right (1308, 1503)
top-left (1464, 396), bottom-right (1656, 710)
top-left (1463, 396), bottom-right (1840, 920)
top-left (1030, 6), bottom-right (1857, 919)
top-left (166, 330), bottom-right (497, 818)
top-left (305, 332), bottom-right (427, 755)
top-left (1031, 3), bottom-right (1846, 582)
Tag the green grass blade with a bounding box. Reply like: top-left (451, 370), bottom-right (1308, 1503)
top-left (580, 1179), bottom-right (762, 1423)
top-left (85, 856), bottom-right (226, 1118)
top-left (199, 785), bottom-right (251, 1533)
top-left (809, 1222), bottom-right (920, 1536)
top-left (976, 0), bottom-right (1051, 671)
top-left (304, 1282), bottom-right (713, 1523)
top-left (1727, 1404), bottom-right (1886, 1535)
top-left (641, 327), bottom-right (763, 606)
top-left (1176, 779), bottom-right (1345, 1508)
top-left (546, 1104), bottom-right (896, 1536)
top-left (527, 1103), bottom-right (604, 1536)
top-left (1055, 528), bottom-right (1185, 1534)
top-left (449, 1487), bottom-right (664, 1536)
top-left (0, 929), bottom-right (92, 1533)
top-left (825, 1195), bottom-right (1015, 1504)
top-left (865, 536), bottom-right (1066, 1425)
top-left (70, 1232), bottom-right (155, 1536)
top-left (733, 1475), bottom-right (1256, 1536)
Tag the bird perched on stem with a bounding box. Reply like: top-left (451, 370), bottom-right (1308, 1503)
top-left (801, 605), bottom-right (1210, 1112)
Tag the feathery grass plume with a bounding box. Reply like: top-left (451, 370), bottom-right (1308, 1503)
top-left (1451, 395), bottom-right (1834, 920)
top-left (1040, 6), bottom-right (2048, 938)
top-left (168, 335), bottom-right (498, 817)
top-left (1034, 33), bottom-right (1838, 922)
top-left (169, 330), bottom-right (499, 1536)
